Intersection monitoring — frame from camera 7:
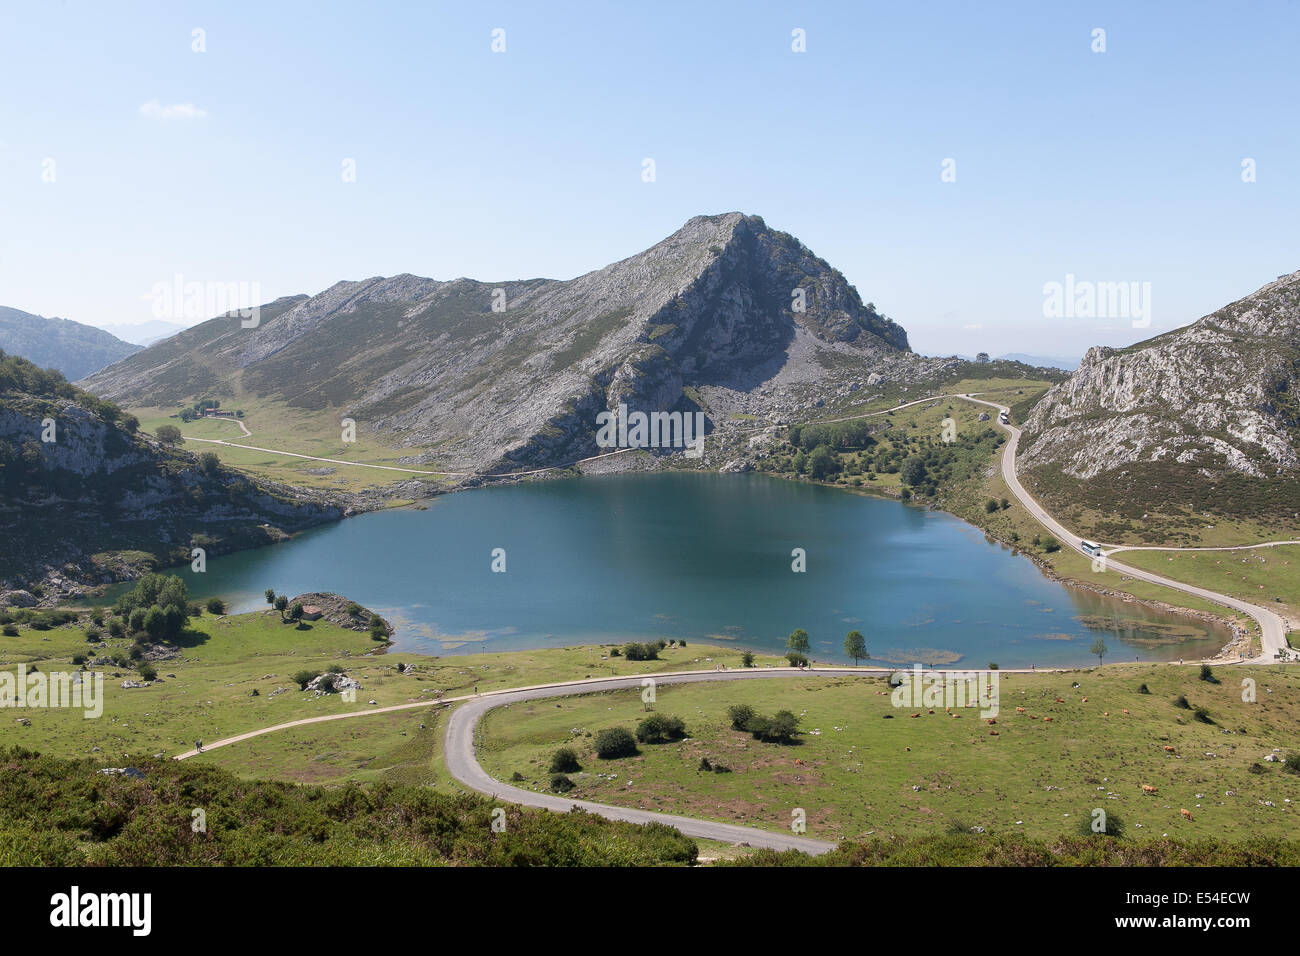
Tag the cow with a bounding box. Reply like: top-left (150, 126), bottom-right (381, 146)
top-left (1180, 809), bottom-right (1194, 820)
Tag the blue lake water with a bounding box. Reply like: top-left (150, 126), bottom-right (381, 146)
top-left (175, 472), bottom-right (1230, 667)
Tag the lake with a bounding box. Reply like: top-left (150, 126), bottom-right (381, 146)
top-left (176, 472), bottom-right (1231, 667)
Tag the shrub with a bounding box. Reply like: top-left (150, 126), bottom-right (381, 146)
top-left (1075, 809), bottom-right (1126, 839)
top-left (107, 620), bottom-right (124, 638)
top-left (623, 642), bottom-right (659, 661)
top-left (758, 710), bottom-right (800, 744)
top-left (609, 647), bottom-right (621, 657)
top-left (549, 748), bottom-right (581, 774)
top-left (635, 713), bottom-right (686, 744)
top-left (1193, 707), bottom-right (1214, 724)
top-left (985, 498), bottom-right (999, 513)
top-left (1, 625), bottom-right (18, 637)
top-left (550, 774), bottom-right (575, 793)
top-left (727, 703), bottom-right (756, 731)
top-left (741, 651), bottom-right (755, 668)
top-left (71, 654), bottom-right (86, 666)
top-left (137, 663), bottom-right (158, 682)
top-left (1041, 536), bottom-right (1060, 553)
top-left (1138, 683), bottom-right (1150, 694)
top-left (785, 652), bottom-right (809, 668)
top-left (345, 603), bottom-right (363, 617)
top-left (205, 597), bottom-right (226, 615)
top-left (594, 727), bottom-right (638, 759)
top-left (1173, 694), bottom-right (1191, 709)
top-left (698, 757), bottom-right (712, 772)
top-left (1284, 753), bottom-right (1300, 774)
top-left (1199, 664), bottom-right (1219, 684)
top-left (292, 670), bottom-right (321, 691)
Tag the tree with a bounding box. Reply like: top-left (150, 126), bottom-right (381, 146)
top-left (741, 651), bottom-right (755, 668)
top-left (155, 424), bottom-right (183, 446)
top-left (265, 589), bottom-right (276, 607)
top-left (727, 704), bottom-right (756, 731)
top-left (549, 748), bottom-right (581, 773)
top-left (843, 630), bottom-right (867, 665)
top-left (786, 629), bottom-right (810, 655)
top-left (975, 352), bottom-right (990, 363)
top-left (1042, 535), bottom-right (1060, 553)
top-left (1090, 637), bottom-right (1107, 665)
top-left (274, 595), bottom-right (288, 620)
top-left (594, 727), bottom-right (638, 759)
top-left (199, 451), bottom-right (221, 475)
top-left (985, 498), bottom-right (1000, 513)
top-left (808, 444), bottom-right (839, 480)
top-left (636, 713), bottom-right (687, 744)
top-left (900, 456), bottom-right (927, 487)
top-left (289, 603), bottom-right (304, 624)
top-left (205, 597), bottom-right (225, 615)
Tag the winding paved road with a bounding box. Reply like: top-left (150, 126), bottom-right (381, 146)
top-left (958, 395), bottom-right (1291, 662)
top-left (444, 669), bottom-right (857, 854)
top-left (169, 389), bottom-right (1295, 854)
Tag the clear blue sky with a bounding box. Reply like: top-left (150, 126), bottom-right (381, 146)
top-left (1, 0), bottom-right (1296, 358)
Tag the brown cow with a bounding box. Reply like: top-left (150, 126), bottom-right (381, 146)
top-left (1181, 809), bottom-right (1194, 820)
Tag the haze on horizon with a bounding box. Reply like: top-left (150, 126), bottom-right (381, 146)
top-left (1, 1), bottom-right (1296, 359)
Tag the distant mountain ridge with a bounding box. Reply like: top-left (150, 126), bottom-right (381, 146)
top-left (96, 319), bottom-right (189, 346)
top-left (0, 307), bottom-right (141, 380)
top-left (84, 213), bottom-right (955, 473)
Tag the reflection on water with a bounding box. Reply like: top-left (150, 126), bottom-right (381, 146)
top-left (148, 473), bottom-right (1232, 667)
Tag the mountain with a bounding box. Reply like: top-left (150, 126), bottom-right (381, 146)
top-left (0, 350), bottom-right (345, 594)
top-left (0, 307), bottom-right (142, 380)
top-left (1016, 271), bottom-right (1300, 533)
top-left (84, 213), bottom-right (954, 473)
top-left (96, 319), bottom-right (189, 347)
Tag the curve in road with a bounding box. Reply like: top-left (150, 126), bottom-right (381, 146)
top-left (958, 396), bottom-right (1291, 662)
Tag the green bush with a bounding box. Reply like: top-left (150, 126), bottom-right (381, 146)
top-left (137, 663), bottom-right (157, 682)
top-left (549, 748), bottom-right (581, 773)
top-left (727, 703), bottom-right (756, 731)
top-left (550, 774), bottom-right (575, 793)
top-left (594, 727), bottom-right (638, 759)
top-left (205, 597), bottom-right (226, 615)
top-left (635, 713), bottom-right (686, 744)
top-left (292, 670), bottom-right (321, 690)
top-left (1284, 753), bottom-right (1300, 774)
top-left (741, 651), bottom-right (755, 668)
top-left (1, 625), bottom-right (17, 637)
top-left (623, 642), bottom-right (660, 661)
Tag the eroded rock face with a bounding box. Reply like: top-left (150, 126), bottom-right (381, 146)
top-left (0, 394), bottom-right (345, 584)
top-left (85, 213), bottom-right (941, 474)
top-left (1019, 272), bottom-right (1300, 482)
